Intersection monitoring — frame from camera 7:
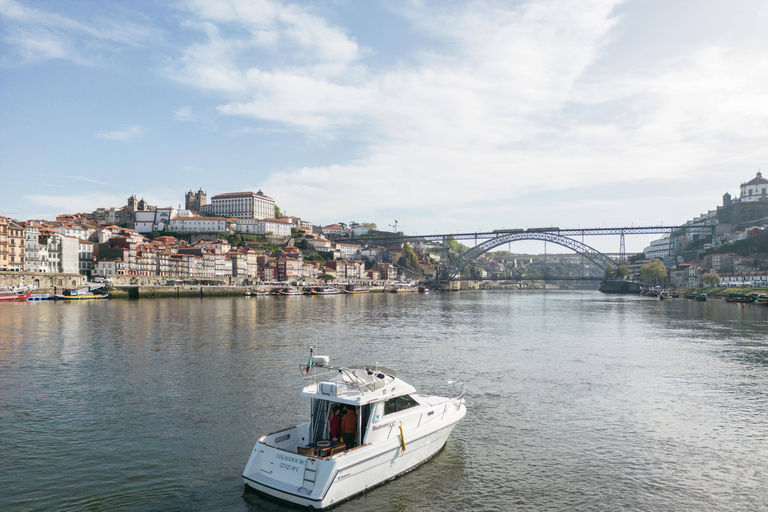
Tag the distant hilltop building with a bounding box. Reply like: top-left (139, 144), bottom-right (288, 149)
top-left (94, 194), bottom-right (154, 229)
top-left (717, 171), bottom-right (768, 226)
top-left (185, 189), bottom-right (208, 212)
top-left (198, 190), bottom-right (276, 220)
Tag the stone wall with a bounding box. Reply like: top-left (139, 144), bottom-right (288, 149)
top-left (0, 272), bottom-right (86, 291)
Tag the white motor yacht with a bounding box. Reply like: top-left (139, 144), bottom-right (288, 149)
top-left (242, 352), bottom-right (466, 509)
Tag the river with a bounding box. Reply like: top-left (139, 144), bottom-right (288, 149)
top-left (1, 291), bottom-right (766, 511)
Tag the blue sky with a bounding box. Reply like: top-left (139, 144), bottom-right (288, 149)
top-left (2, 0), bottom-right (767, 253)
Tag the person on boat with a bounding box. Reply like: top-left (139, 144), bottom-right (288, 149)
top-left (329, 405), bottom-right (341, 442)
top-left (341, 406), bottom-right (357, 449)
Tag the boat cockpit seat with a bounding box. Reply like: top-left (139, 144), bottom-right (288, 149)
top-left (297, 446), bottom-right (314, 456)
top-left (328, 445), bottom-right (346, 456)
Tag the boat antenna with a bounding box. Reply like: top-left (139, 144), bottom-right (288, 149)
top-left (306, 346), bottom-right (314, 375)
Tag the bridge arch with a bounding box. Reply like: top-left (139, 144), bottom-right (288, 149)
top-left (444, 232), bottom-right (616, 280)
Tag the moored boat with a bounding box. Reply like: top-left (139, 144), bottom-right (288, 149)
top-left (343, 285), bottom-right (369, 294)
top-left (55, 288), bottom-right (109, 300)
top-left (308, 287), bottom-right (341, 295)
top-left (0, 282), bottom-right (35, 301)
top-left (724, 294), bottom-right (756, 303)
top-left (0, 290), bottom-right (33, 301)
top-left (26, 293), bottom-right (55, 301)
top-left (242, 350), bottom-right (466, 510)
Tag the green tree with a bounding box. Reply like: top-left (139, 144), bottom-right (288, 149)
top-left (362, 222), bottom-right (377, 230)
top-left (616, 264), bottom-right (630, 279)
top-left (296, 239), bottom-right (310, 250)
top-left (401, 243), bottom-right (423, 277)
top-left (701, 273), bottom-right (720, 287)
top-left (640, 260), bottom-right (667, 284)
top-left (274, 205), bottom-right (282, 218)
top-left (318, 273), bottom-right (335, 282)
top-left (604, 262), bottom-right (615, 279)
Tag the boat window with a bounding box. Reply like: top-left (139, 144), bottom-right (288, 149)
top-left (384, 395), bottom-right (420, 415)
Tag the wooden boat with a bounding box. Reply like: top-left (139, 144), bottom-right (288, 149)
top-left (343, 285), bottom-right (369, 294)
top-left (55, 287), bottom-right (109, 300)
top-left (724, 294), bottom-right (756, 303)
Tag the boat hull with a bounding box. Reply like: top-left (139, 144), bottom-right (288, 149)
top-left (243, 402), bottom-right (465, 509)
top-left (0, 292), bottom-right (32, 301)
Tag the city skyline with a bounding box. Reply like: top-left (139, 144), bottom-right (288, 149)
top-left (2, 0), bottom-right (768, 254)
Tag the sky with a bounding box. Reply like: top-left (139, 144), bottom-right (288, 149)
top-left (2, 0), bottom-right (768, 254)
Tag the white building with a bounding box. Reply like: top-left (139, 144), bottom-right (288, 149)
top-left (739, 172), bottom-right (768, 202)
top-left (135, 207), bottom-right (178, 233)
top-left (61, 236), bottom-right (80, 274)
top-left (94, 259), bottom-right (126, 277)
top-left (336, 243), bottom-right (362, 259)
top-left (643, 236), bottom-right (682, 259)
top-left (169, 216), bottom-right (228, 234)
top-left (52, 224), bottom-right (90, 241)
top-left (233, 218), bottom-right (291, 237)
top-left (309, 238), bottom-right (333, 252)
top-left (201, 190), bottom-right (276, 219)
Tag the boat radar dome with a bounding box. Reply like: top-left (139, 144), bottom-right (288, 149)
top-left (312, 355), bottom-right (330, 367)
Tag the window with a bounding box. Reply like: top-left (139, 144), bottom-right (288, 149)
top-left (384, 395), bottom-right (420, 415)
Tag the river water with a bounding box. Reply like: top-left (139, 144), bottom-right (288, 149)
top-left (1, 291), bottom-right (766, 511)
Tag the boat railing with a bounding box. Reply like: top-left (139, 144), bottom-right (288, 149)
top-left (428, 380), bottom-right (465, 400)
top-left (300, 365), bottom-right (393, 396)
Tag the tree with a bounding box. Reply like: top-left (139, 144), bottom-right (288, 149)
top-left (701, 273), bottom-right (720, 287)
top-left (401, 243), bottom-right (423, 277)
top-left (274, 205), bottom-right (282, 218)
top-left (640, 260), bottom-right (667, 284)
top-left (228, 234), bottom-right (242, 246)
top-left (318, 273), bottom-right (335, 282)
top-left (604, 262), bottom-right (615, 279)
top-left (362, 222), bottom-right (377, 230)
top-left (616, 264), bottom-right (629, 279)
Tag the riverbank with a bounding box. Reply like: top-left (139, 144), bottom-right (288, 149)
top-left (108, 285), bottom-right (390, 299)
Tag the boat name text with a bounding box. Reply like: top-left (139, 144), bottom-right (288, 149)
top-left (275, 452), bottom-right (305, 472)
top-left (372, 421), bottom-right (395, 431)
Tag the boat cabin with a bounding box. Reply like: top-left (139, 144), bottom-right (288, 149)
top-left (301, 365), bottom-right (422, 448)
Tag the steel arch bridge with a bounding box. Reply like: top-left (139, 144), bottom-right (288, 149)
top-left (443, 231), bottom-right (616, 280)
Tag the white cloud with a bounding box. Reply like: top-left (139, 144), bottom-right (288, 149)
top-left (49, 175), bottom-right (112, 186)
top-left (0, 0), bottom-right (160, 65)
top-left (96, 125), bottom-right (144, 142)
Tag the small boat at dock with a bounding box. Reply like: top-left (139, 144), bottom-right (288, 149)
top-left (343, 285), bottom-right (369, 294)
top-left (724, 294), bottom-right (756, 303)
top-left (27, 293), bottom-right (55, 301)
top-left (55, 287), bottom-right (109, 300)
top-left (0, 282), bottom-right (36, 301)
top-left (305, 286), bottom-right (342, 295)
top-left (0, 290), bottom-right (33, 301)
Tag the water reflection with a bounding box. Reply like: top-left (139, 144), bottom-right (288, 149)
top-left (0, 291), bottom-right (765, 512)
